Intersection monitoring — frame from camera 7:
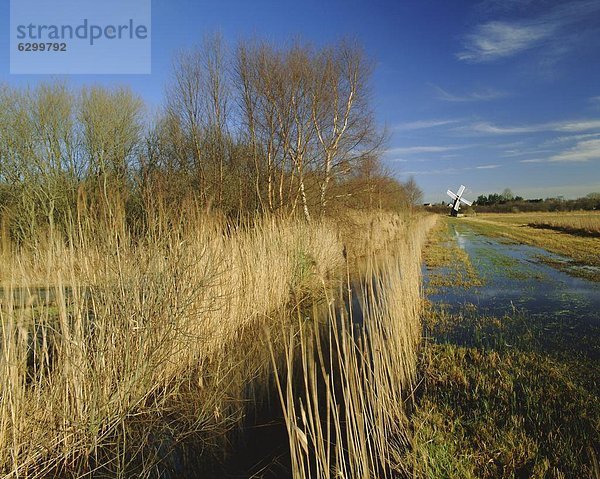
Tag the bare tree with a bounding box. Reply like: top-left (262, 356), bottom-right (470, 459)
top-left (403, 176), bottom-right (423, 207)
top-left (0, 36), bottom-right (393, 241)
top-left (79, 86), bottom-right (144, 211)
top-left (165, 47), bottom-right (206, 199)
top-left (233, 39), bottom-right (382, 220)
top-left (234, 42), bottom-right (261, 210)
top-left (285, 44), bottom-right (317, 221)
top-left (311, 42), bottom-right (377, 215)
top-left (0, 83), bottom-right (80, 238)
top-left (235, 41), bottom-right (290, 213)
top-left (202, 34), bottom-right (230, 207)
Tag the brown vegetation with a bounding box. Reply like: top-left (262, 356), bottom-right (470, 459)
top-left (0, 36), bottom-right (434, 477)
top-left (0, 37), bottom-right (417, 245)
top-left (0, 205), bottom-right (435, 477)
top-left (528, 213), bottom-right (600, 237)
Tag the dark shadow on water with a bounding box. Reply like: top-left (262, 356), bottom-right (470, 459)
top-left (220, 281), bottom-right (370, 479)
top-left (221, 393), bottom-right (292, 478)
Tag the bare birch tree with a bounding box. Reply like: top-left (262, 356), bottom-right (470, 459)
top-left (202, 34), bottom-right (230, 207)
top-left (311, 42), bottom-right (378, 215)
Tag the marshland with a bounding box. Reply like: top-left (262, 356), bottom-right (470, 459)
top-left (417, 215), bottom-right (599, 478)
top-left (1, 29), bottom-right (599, 479)
top-left (0, 37), bottom-right (442, 478)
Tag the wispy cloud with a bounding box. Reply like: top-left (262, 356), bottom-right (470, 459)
top-left (502, 148), bottom-right (553, 158)
top-left (431, 84), bottom-right (507, 102)
top-left (393, 118), bottom-right (461, 130)
top-left (385, 145), bottom-right (464, 155)
top-left (476, 164), bottom-right (501, 169)
top-left (490, 140), bottom-right (526, 149)
top-left (458, 21), bottom-right (554, 62)
top-left (520, 158), bottom-right (546, 163)
top-left (549, 138), bottom-right (600, 162)
top-left (461, 119), bottom-right (600, 135)
top-left (457, 1), bottom-right (600, 63)
top-left (544, 132), bottom-right (600, 144)
top-left (558, 120), bottom-right (600, 132)
top-left (466, 122), bottom-right (539, 134)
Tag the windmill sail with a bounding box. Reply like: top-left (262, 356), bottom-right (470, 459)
top-left (446, 184), bottom-right (472, 216)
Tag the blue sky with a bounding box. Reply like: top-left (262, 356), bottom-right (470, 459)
top-left (1, 0), bottom-right (599, 202)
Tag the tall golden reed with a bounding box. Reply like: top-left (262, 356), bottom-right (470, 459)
top-left (0, 202), bottom-right (436, 477)
top-left (271, 214), bottom-right (437, 478)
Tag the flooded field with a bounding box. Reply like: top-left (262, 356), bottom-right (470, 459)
top-left (413, 218), bottom-right (600, 478)
top-left (425, 221), bottom-right (600, 357)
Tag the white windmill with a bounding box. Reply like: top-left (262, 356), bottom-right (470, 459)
top-left (447, 185), bottom-right (472, 217)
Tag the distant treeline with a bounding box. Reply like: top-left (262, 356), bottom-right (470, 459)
top-left (473, 190), bottom-right (600, 213)
top-left (425, 190), bottom-right (600, 214)
top-left (0, 36), bottom-right (421, 243)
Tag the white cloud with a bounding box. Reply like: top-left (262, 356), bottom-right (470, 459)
top-left (476, 164), bottom-right (501, 169)
top-left (457, 21), bottom-right (554, 62)
top-left (503, 148), bottom-right (554, 158)
top-left (544, 132), bottom-right (600, 144)
top-left (467, 122), bottom-right (538, 134)
top-left (462, 119), bottom-right (600, 135)
top-left (385, 145), bottom-right (464, 155)
top-left (457, 1), bottom-right (600, 63)
top-left (549, 139), bottom-right (600, 162)
top-left (490, 140), bottom-right (526, 149)
top-left (556, 120), bottom-right (600, 132)
top-left (393, 118), bottom-right (461, 130)
top-left (431, 84), bottom-right (507, 102)
top-left (520, 158), bottom-right (546, 163)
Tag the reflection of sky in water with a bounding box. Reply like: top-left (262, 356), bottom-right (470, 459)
top-left (453, 228), bottom-right (468, 250)
top-left (425, 224), bottom-right (600, 326)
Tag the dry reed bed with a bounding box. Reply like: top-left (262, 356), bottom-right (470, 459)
top-left (0, 210), bottom-right (434, 477)
top-left (527, 213), bottom-right (600, 237)
top-left (474, 211), bottom-right (600, 237)
top-left (274, 214), bottom-right (437, 478)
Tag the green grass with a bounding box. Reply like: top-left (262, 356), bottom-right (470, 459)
top-left (409, 341), bottom-right (599, 479)
top-left (405, 301), bottom-right (600, 479)
top-left (405, 218), bottom-right (600, 478)
top-left (472, 246), bottom-right (546, 281)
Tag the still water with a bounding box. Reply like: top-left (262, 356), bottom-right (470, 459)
top-left (424, 222), bottom-right (600, 328)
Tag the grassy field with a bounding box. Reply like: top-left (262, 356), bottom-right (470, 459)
top-left (461, 211), bottom-right (600, 280)
top-left (0, 207), bottom-right (437, 478)
top-left (408, 304), bottom-right (600, 479)
top-left (528, 214), bottom-right (600, 237)
top-left (407, 217), bottom-right (600, 479)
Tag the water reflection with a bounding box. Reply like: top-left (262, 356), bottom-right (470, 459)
top-left (425, 223), bottom-right (600, 326)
